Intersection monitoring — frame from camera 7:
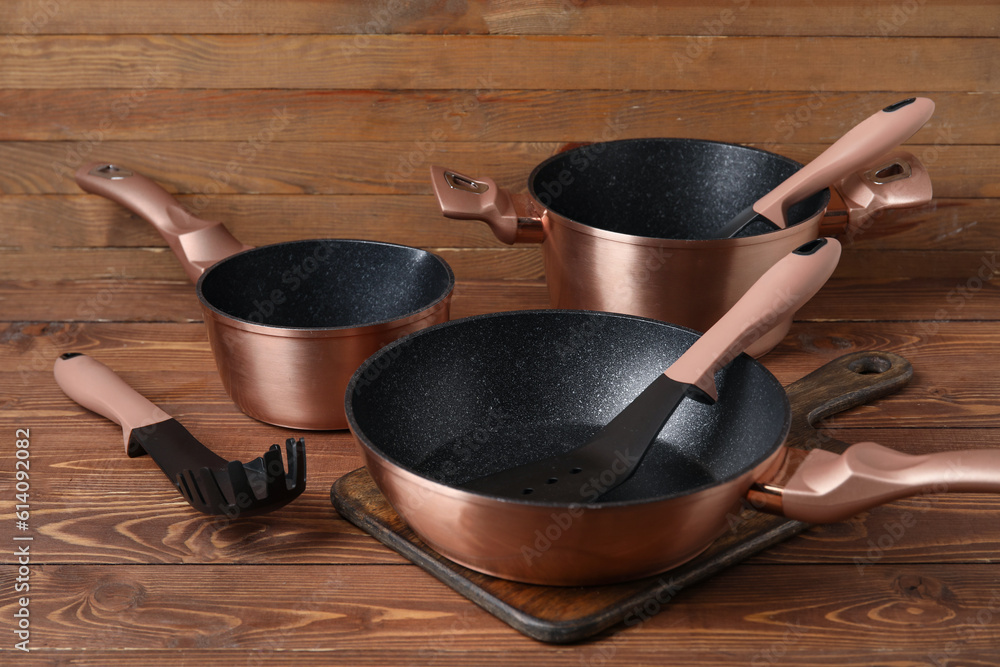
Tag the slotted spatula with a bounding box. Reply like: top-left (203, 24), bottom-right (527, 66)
top-left (461, 237), bottom-right (842, 502)
top-left (54, 353), bottom-right (306, 517)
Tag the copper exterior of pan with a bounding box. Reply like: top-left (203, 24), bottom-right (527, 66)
top-left (76, 163), bottom-right (454, 430)
top-left (346, 310), bottom-right (1000, 587)
top-left (200, 287), bottom-right (451, 430)
top-left (360, 441), bottom-right (787, 585)
top-left (432, 140), bottom-right (933, 356)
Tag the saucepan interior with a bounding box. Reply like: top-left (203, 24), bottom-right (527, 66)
top-left (197, 239), bottom-right (455, 330)
top-left (528, 138), bottom-right (831, 240)
top-left (347, 310), bottom-right (790, 504)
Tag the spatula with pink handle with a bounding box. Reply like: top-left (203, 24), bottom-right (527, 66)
top-left (461, 236), bottom-right (842, 501)
top-left (717, 97), bottom-right (935, 238)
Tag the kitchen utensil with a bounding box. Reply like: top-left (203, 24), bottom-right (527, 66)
top-left (54, 352), bottom-right (306, 517)
top-left (431, 131), bottom-right (931, 356)
top-left (345, 311), bottom-right (1000, 586)
top-left (75, 163), bottom-right (454, 430)
top-left (462, 237), bottom-right (841, 501)
top-left (716, 97), bottom-right (934, 238)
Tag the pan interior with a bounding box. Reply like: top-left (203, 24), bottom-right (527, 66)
top-left (528, 138), bottom-right (831, 240)
top-left (198, 240), bottom-right (453, 328)
top-left (348, 311), bottom-right (790, 503)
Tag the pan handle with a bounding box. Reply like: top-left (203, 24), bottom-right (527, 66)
top-left (53, 353), bottom-right (171, 456)
top-left (757, 441), bottom-right (1000, 524)
top-left (664, 237), bottom-right (841, 401)
top-left (754, 97), bottom-right (934, 228)
top-left (75, 163), bottom-right (252, 282)
top-left (429, 166), bottom-right (545, 245)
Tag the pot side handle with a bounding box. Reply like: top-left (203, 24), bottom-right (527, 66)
top-left (772, 442), bottom-right (1000, 524)
top-left (832, 150), bottom-right (933, 242)
top-left (75, 163), bottom-right (252, 282)
top-left (53, 353), bottom-right (171, 456)
top-left (429, 165), bottom-right (545, 245)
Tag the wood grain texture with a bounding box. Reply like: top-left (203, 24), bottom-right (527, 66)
top-left (0, 563), bottom-right (998, 662)
top-left (1, 2), bottom-right (996, 662)
top-left (1, 35), bottom-right (997, 91)
top-left (1, 90), bottom-right (995, 144)
top-left (0, 141), bottom-right (992, 197)
top-left (2, 0), bottom-right (996, 36)
top-left (3, 195), bottom-right (998, 251)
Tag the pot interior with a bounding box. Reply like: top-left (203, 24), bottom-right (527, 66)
top-left (348, 310), bottom-right (790, 503)
top-left (198, 239), bottom-right (454, 329)
top-left (528, 138), bottom-right (831, 240)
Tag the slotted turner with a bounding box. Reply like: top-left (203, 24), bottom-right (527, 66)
top-left (461, 237), bottom-right (842, 502)
top-left (54, 353), bottom-right (306, 517)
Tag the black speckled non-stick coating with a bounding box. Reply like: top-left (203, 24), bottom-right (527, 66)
top-left (528, 138), bottom-right (831, 240)
top-left (197, 239), bottom-right (454, 329)
top-left (346, 310), bottom-right (791, 504)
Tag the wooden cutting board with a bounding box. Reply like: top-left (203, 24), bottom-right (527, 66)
top-left (330, 351), bottom-right (912, 643)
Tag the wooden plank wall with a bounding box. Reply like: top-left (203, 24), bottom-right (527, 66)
top-left (1, 1), bottom-right (999, 664)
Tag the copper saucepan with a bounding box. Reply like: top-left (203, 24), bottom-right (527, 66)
top-left (431, 108), bottom-right (933, 356)
top-left (345, 311), bottom-right (1000, 586)
top-left (76, 163), bottom-right (454, 430)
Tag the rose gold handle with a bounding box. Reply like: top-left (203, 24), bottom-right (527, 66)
top-left (776, 441), bottom-right (1000, 524)
top-left (53, 353), bottom-right (171, 455)
top-left (429, 165), bottom-right (544, 245)
top-left (75, 163), bottom-right (252, 281)
top-left (665, 237), bottom-right (841, 400)
top-left (755, 97), bottom-right (935, 228)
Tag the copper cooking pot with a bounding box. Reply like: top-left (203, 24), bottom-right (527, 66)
top-left (432, 137), bottom-right (932, 356)
top-left (76, 163), bottom-right (454, 430)
top-left (345, 311), bottom-right (1000, 586)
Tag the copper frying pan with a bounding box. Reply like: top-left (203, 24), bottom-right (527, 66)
top-left (345, 311), bottom-right (1000, 585)
top-left (75, 163), bottom-right (454, 430)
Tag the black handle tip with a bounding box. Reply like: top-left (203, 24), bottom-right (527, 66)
top-left (59, 352), bottom-right (84, 360)
top-left (882, 98), bottom-right (917, 112)
top-left (793, 238), bottom-right (828, 256)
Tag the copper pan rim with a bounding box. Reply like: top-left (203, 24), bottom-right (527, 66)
top-left (526, 137), bottom-right (832, 247)
top-left (345, 308), bottom-right (793, 509)
top-left (194, 240), bottom-right (455, 338)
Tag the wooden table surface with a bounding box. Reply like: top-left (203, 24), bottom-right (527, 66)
top-left (2, 2), bottom-right (999, 665)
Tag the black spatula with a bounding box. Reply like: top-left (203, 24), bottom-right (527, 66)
top-left (461, 237), bottom-right (841, 502)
